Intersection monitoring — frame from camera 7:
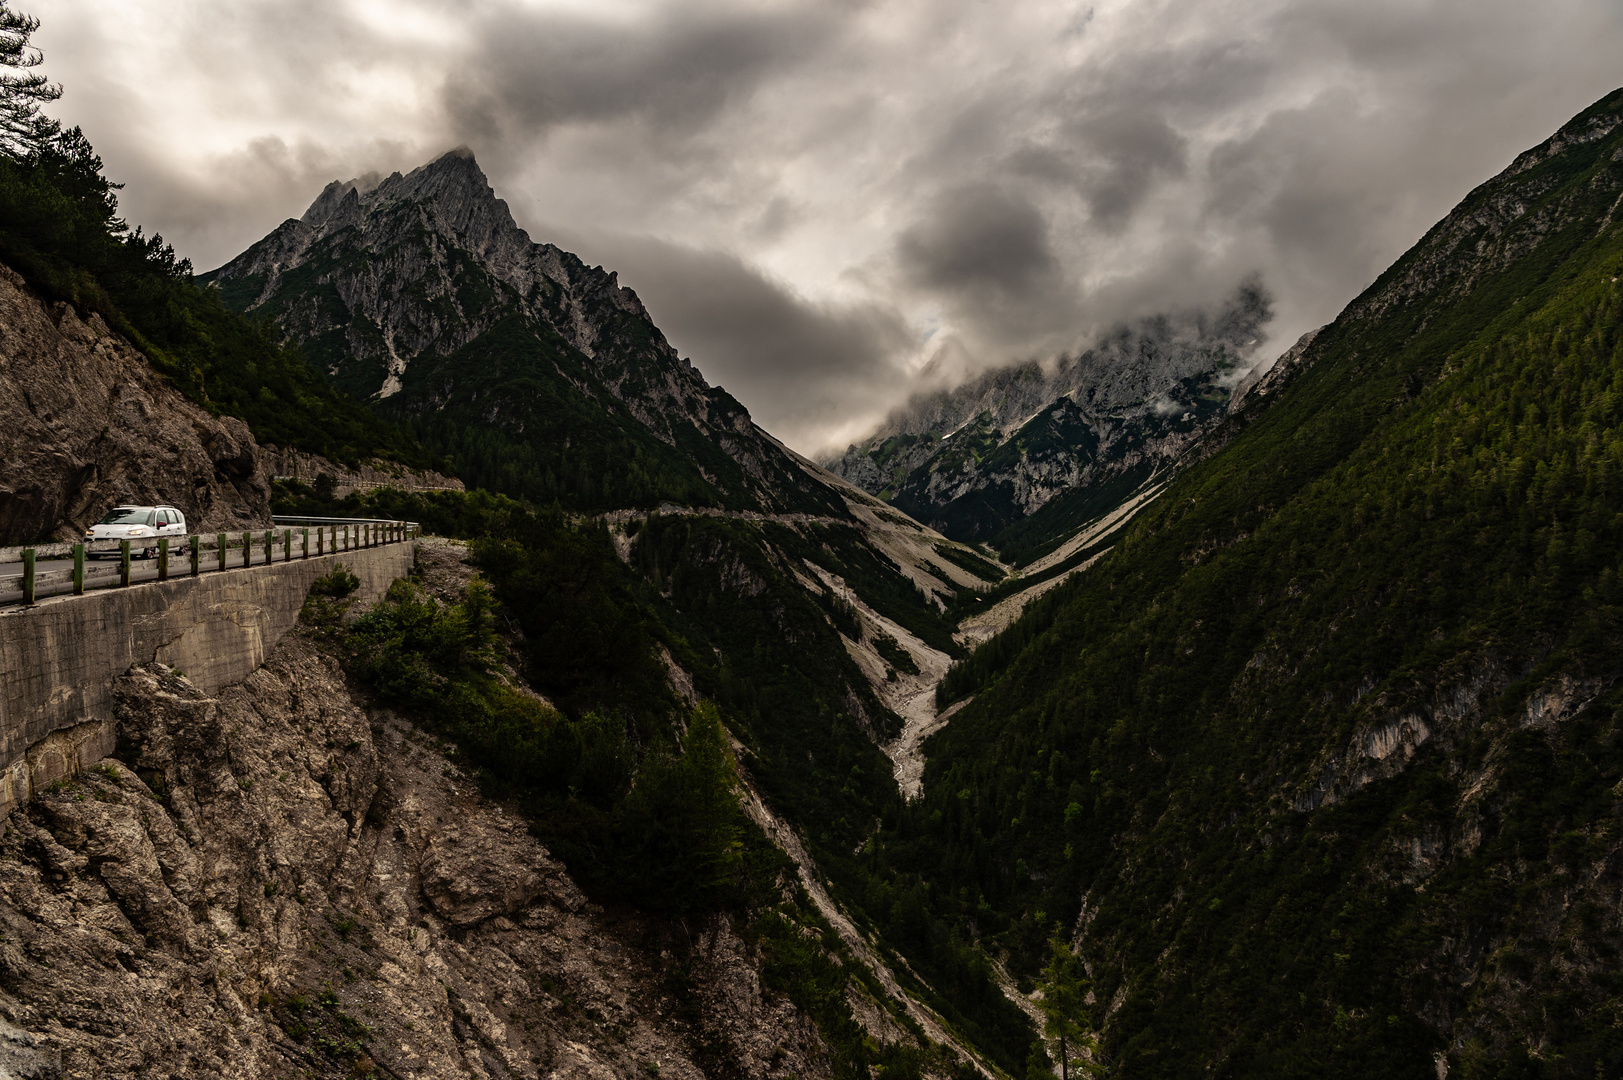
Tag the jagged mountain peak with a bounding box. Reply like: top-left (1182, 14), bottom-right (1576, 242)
top-left (294, 148), bottom-right (529, 266)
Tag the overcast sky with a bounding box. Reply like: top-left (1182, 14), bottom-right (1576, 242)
top-left (33, 0), bottom-right (1623, 454)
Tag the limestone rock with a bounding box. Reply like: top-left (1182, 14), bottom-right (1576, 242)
top-left (0, 635), bottom-right (830, 1080)
top-left (261, 444), bottom-right (464, 498)
top-left (0, 264), bottom-right (271, 544)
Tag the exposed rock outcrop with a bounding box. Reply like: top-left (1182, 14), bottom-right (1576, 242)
top-left (262, 444), bottom-right (464, 498)
top-left (0, 637), bottom-right (831, 1079)
top-left (1227, 327), bottom-right (1321, 413)
top-left (0, 265), bottom-right (270, 544)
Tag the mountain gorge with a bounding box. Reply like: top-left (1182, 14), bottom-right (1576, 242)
top-left (905, 86), bottom-right (1623, 1077)
top-left (4, 38), bottom-right (1623, 1079)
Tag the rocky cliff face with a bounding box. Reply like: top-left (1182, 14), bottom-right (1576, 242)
top-left (261, 445), bottom-right (465, 499)
top-left (203, 150), bottom-right (846, 517)
top-left (0, 265), bottom-right (270, 544)
top-left (824, 284), bottom-right (1271, 559)
top-left (0, 631), bottom-right (831, 1079)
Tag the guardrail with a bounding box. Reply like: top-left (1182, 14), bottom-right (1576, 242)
top-left (1, 518), bottom-right (419, 607)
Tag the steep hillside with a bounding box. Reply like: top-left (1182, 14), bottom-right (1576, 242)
top-left (896, 87), bottom-right (1623, 1077)
top-left (825, 285), bottom-right (1271, 565)
top-left (0, 616), bottom-right (835, 1078)
top-left (0, 263), bottom-right (269, 543)
top-left (204, 151), bottom-right (844, 517)
top-left (198, 149), bottom-right (1056, 1074)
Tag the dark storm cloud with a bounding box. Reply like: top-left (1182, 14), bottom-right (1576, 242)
top-left (897, 184), bottom-right (1059, 295)
top-left (894, 183), bottom-right (1075, 345)
top-left (32, 0), bottom-right (1623, 451)
top-left (443, 3), bottom-right (843, 156)
top-left (1071, 108), bottom-right (1189, 228)
top-left (556, 230), bottom-right (913, 439)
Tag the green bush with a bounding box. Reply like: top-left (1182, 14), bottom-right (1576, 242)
top-left (309, 563), bottom-right (360, 598)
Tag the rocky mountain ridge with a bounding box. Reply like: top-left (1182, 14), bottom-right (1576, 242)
top-left (204, 150), bottom-right (843, 517)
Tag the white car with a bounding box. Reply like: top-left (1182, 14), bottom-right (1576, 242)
top-left (85, 505), bottom-right (188, 558)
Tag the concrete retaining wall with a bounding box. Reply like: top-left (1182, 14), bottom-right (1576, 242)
top-left (0, 543), bottom-right (414, 813)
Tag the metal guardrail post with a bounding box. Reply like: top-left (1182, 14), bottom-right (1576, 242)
top-left (119, 541), bottom-right (131, 586)
top-left (158, 537), bottom-right (169, 581)
top-left (242, 531), bottom-right (252, 567)
top-left (302, 528), bottom-right (309, 559)
top-left (73, 544), bottom-right (85, 595)
top-left (216, 533), bottom-right (226, 572)
top-left (190, 535), bottom-right (200, 576)
top-left (21, 549), bottom-right (34, 604)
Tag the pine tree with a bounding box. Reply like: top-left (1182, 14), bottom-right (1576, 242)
top-left (0, 1), bottom-right (59, 157)
top-left (1036, 931), bottom-right (1100, 1080)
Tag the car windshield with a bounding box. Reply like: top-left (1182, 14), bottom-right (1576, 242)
top-left (98, 508), bottom-right (153, 525)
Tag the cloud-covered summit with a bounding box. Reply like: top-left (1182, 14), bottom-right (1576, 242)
top-left (34, 0), bottom-right (1623, 453)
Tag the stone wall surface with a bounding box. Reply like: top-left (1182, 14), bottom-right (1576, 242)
top-left (0, 542), bottom-right (412, 813)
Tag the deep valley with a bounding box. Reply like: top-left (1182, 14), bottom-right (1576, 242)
top-left (0, 26), bottom-right (1621, 1080)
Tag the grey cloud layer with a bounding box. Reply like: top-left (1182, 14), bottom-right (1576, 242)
top-left (34, 0), bottom-right (1623, 452)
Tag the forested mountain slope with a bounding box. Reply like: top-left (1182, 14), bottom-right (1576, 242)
top-left (896, 87), bottom-right (1623, 1078)
top-left (825, 285), bottom-right (1271, 566)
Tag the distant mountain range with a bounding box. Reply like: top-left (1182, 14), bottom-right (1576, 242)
top-left (825, 284), bottom-right (1272, 565)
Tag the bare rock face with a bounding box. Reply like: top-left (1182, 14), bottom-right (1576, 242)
top-left (1227, 327), bottom-right (1321, 413)
top-left (0, 265), bottom-right (271, 544)
top-left (0, 635), bottom-right (830, 1080)
top-left (261, 444), bottom-right (464, 498)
